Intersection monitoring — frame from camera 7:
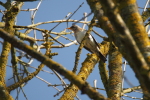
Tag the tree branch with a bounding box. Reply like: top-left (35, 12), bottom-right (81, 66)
top-left (0, 28), bottom-right (107, 100)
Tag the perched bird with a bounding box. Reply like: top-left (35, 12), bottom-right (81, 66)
top-left (67, 25), bottom-right (107, 62)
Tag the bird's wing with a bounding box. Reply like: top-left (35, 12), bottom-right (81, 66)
top-left (89, 34), bottom-right (101, 49)
top-left (89, 34), bottom-right (107, 61)
top-left (83, 34), bottom-right (98, 53)
top-left (83, 45), bottom-right (93, 53)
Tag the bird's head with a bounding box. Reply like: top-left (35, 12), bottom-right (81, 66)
top-left (67, 25), bottom-right (81, 32)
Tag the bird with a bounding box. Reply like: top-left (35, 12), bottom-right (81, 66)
top-left (67, 25), bottom-right (107, 62)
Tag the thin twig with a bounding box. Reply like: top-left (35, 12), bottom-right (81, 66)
top-left (67, 2), bottom-right (84, 24)
top-left (72, 12), bottom-right (93, 25)
top-left (92, 29), bottom-right (108, 39)
top-left (49, 12), bottom-right (72, 32)
top-left (36, 76), bottom-right (60, 91)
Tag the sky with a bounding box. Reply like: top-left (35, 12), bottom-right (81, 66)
top-left (0, 0), bottom-right (147, 100)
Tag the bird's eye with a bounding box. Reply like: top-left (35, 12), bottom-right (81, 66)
top-left (71, 26), bottom-right (75, 29)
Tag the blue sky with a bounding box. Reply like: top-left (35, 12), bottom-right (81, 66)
top-left (0, 0), bottom-right (147, 100)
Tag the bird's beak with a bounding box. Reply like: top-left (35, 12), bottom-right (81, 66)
top-left (66, 27), bottom-right (71, 30)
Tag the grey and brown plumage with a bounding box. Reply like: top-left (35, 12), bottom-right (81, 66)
top-left (67, 25), bottom-right (107, 62)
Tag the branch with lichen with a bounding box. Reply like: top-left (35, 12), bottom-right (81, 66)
top-left (99, 0), bottom-right (150, 98)
top-left (60, 53), bottom-right (99, 100)
top-left (7, 51), bottom-right (48, 92)
top-left (107, 43), bottom-right (122, 100)
top-left (0, 2), bottom-right (23, 100)
top-left (0, 28), bottom-right (107, 100)
top-left (7, 39), bottom-right (54, 92)
top-left (87, 0), bottom-right (150, 98)
top-left (14, 30), bottom-right (35, 43)
top-left (98, 41), bottom-right (110, 94)
top-left (122, 86), bottom-right (141, 95)
top-left (114, 0), bottom-right (150, 66)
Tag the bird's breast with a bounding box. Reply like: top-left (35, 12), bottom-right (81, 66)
top-left (75, 31), bottom-right (86, 43)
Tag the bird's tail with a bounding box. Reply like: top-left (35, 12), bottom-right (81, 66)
top-left (98, 52), bottom-right (107, 62)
